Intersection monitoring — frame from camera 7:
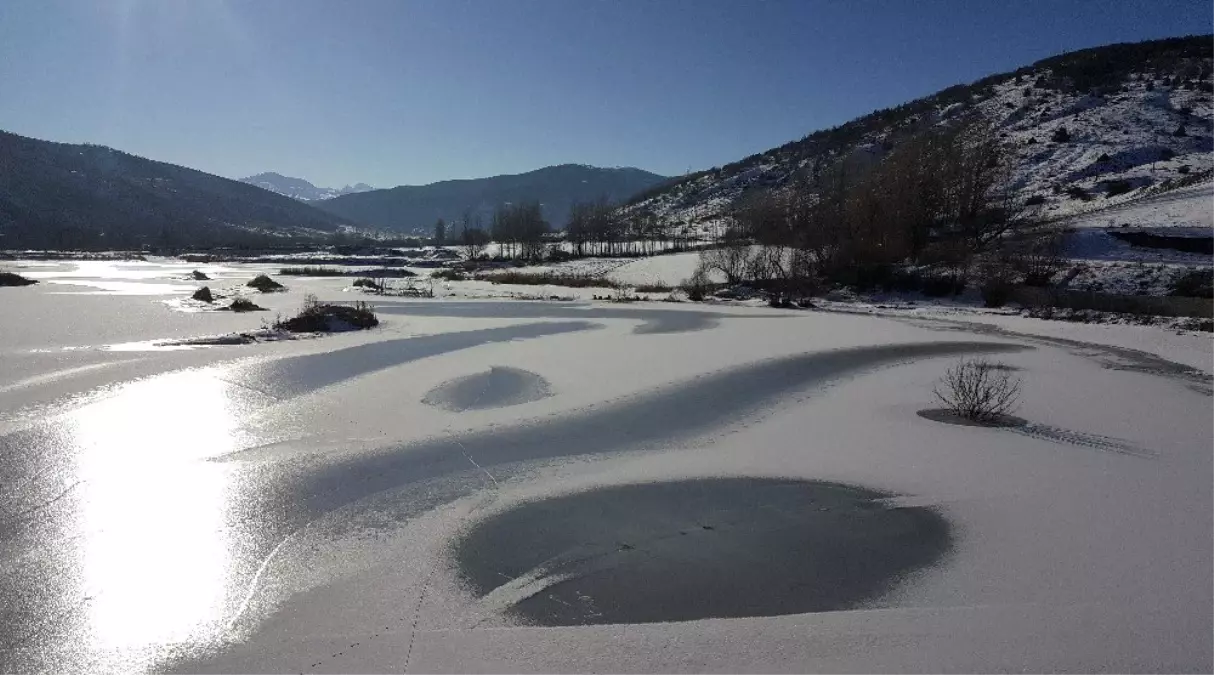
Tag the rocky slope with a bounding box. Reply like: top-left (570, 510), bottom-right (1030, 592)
top-left (628, 36), bottom-right (1213, 237)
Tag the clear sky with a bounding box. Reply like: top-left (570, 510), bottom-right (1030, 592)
top-left (1, 0), bottom-right (1209, 188)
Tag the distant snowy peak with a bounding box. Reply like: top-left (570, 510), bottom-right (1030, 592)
top-left (239, 172), bottom-right (375, 201)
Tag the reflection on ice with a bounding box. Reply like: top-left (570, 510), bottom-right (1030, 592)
top-left (19, 260), bottom-right (236, 296)
top-left (63, 369), bottom-right (263, 656)
top-left (43, 279), bottom-right (196, 295)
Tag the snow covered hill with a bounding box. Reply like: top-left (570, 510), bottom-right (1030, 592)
top-left (629, 36), bottom-right (1212, 236)
top-left (240, 172), bottom-right (374, 201)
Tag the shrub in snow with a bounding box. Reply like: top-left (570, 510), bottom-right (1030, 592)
top-left (980, 276), bottom-right (1014, 307)
top-left (934, 358), bottom-right (1022, 423)
top-left (191, 270), bottom-right (210, 281)
top-left (1185, 318), bottom-right (1214, 332)
top-left (1169, 269), bottom-right (1212, 298)
top-left (1104, 179), bottom-right (1133, 197)
top-left (0, 271), bottom-right (37, 287)
top-left (191, 286), bottom-right (214, 303)
top-left (247, 274), bottom-right (285, 292)
top-left (228, 298), bottom-right (265, 312)
top-left (275, 294), bottom-right (378, 332)
top-left (920, 273), bottom-right (966, 297)
top-left (1024, 194), bottom-right (1046, 206)
top-left (1051, 126), bottom-right (1071, 143)
top-left (681, 267), bottom-right (711, 302)
top-left (1066, 185), bottom-right (1090, 201)
top-left (279, 266), bottom-right (346, 277)
top-left (1172, 125), bottom-right (1187, 137)
top-left (430, 268), bottom-right (466, 281)
top-left (1008, 229), bottom-right (1066, 288)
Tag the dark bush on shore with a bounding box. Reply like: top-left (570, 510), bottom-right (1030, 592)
top-left (1103, 179), bottom-right (1133, 197)
top-left (191, 286), bottom-right (214, 302)
top-left (279, 266), bottom-right (346, 276)
top-left (1066, 185), bottom-right (1091, 201)
top-left (430, 268), bottom-right (467, 281)
top-left (980, 277), bottom-right (1013, 307)
top-left (1022, 269), bottom-right (1056, 287)
top-left (823, 265), bottom-right (929, 294)
top-left (634, 282), bottom-right (672, 293)
top-left (830, 264), bottom-right (897, 292)
top-left (228, 298), bottom-right (265, 312)
top-left (275, 294), bottom-right (378, 332)
top-left (247, 274), bottom-right (285, 292)
top-left (483, 271), bottom-right (615, 288)
top-left (1182, 318), bottom-right (1214, 332)
top-left (1170, 268), bottom-right (1213, 298)
top-left (680, 267), bottom-right (712, 301)
top-left (920, 274), bottom-right (967, 297)
top-left (0, 271), bottom-right (37, 287)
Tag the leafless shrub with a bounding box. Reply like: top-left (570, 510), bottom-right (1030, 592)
top-left (634, 282), bottom-right (672, 293)
top-left (1005, 227), bottom-right (1067, 286)
top-left (976, 261), bottom-right (1015, 307)
top-left (697, 243), bottom-right (753, 285)
top-left (681, 266), bottom-right (712, 301)
top-left (933, 358), bottom-right (1022, 422)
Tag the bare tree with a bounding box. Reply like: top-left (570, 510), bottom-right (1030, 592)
top-left (697, 239), bottom-right (753, 286)
top-left (934, 358), bottom-right (1022, 422)
top-left (493, 201), bottom-right (548, 261)
top-left (1002, 225), bottom-right (1067, 286)
top-left (460, 209), bottom-right (488, 261)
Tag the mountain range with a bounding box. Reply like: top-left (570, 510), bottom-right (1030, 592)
top-left (627, 36), bottom-right (1212, 237)
top-left (0, 135), bottom-right (665, 248)
top-left (0, 131), bottom-right (353, 249)
top-left (313, 165), bottom-right (669, 233)
top-left (1, 36), bottom-right (1209, 251)
top-left (239, 172), bottom-right (375, 201)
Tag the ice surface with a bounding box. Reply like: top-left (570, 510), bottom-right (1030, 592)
top-left (0, 258), bottom-right (1209, 673)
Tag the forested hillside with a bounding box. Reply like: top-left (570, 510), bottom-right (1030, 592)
top-left (0, 131), bottom-right (353, 249)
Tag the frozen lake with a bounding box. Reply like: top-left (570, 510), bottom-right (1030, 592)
top-left (1, 259), bottom-right (1210, 672)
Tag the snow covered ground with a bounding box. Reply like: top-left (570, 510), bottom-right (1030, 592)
top-left (0, 259), bottom-right (1210, 673)
top-left (1065, 180), bottom-right (1213, 233)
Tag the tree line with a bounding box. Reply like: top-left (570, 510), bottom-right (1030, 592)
top-left (693, 115), bottom-right (1046, 301)
top-left (443, 198), bottom-right (703, 263)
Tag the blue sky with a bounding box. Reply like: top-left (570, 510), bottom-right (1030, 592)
top-left (1, 0), bottom-right (1209, 188)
